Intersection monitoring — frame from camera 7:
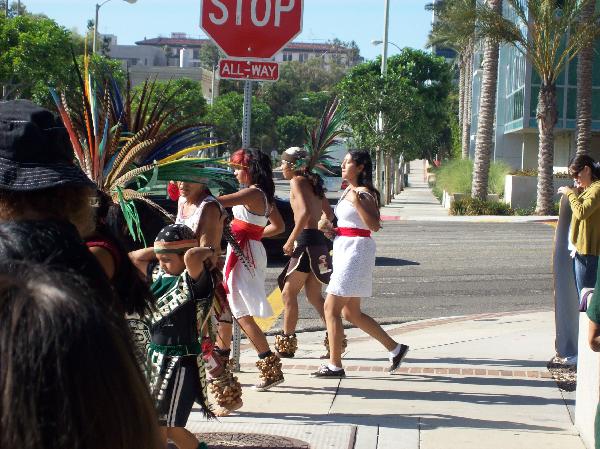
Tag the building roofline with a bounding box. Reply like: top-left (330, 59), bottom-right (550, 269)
top-left (135, 37), bottom-right (353, 52)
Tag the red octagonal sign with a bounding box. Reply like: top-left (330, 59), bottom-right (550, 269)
top-left (200, 0), bottom-right (303, 60)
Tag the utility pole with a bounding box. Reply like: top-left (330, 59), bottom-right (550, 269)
top-left (376, 0), bottom-right (390, 200)
top-left (5, 0), bottom-right (9, 18)
top-left (93, 3), bottom-right (100, 54)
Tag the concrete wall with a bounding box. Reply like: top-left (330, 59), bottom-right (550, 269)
top-left (504, 175), bottom-right (572, 209)
top-left (576, 312), bottom-right (599, 449)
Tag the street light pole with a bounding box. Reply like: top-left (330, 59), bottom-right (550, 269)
top-left (376, 0), bottom-right (390, 199)
top-left (93, 2), bottom-right (101, 54)
top-left (93, 0), bottom-right (137, 54)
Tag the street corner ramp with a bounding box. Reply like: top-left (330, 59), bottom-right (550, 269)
top-left (187, 422), bottom-right (356, 449)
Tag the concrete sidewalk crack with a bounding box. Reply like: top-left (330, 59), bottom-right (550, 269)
top-left (327, 377), bottom-right (343, 415)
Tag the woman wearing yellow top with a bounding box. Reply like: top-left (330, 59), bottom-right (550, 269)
top-left (558, 155), bottom-right (600, 299)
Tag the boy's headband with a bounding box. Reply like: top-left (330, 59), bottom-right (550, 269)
top-left (154, 224), bottom-right (197, 254)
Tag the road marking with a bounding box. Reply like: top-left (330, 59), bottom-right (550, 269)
top-left (254, 287), bottom-right (284, 332)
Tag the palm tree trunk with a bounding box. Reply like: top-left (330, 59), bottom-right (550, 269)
top-left (536, 83), bottom-right (558, 215)
top-left (458, 53), bottom-right (465, 131)
top-left (575, 0), bottom-right (595, 156)
top-left (471, 0), bottom-right (501, 200)
top-left (461, 50), bottom-right (473, 159)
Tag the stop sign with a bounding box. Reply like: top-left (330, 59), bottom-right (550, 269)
top-left (200, 0), bottom-right (303, 59)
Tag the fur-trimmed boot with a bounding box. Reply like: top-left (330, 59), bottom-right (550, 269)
top-left (254, 353), bottom-right (284, 391)
top-left (209, 369), bottom-right (243, 417)
top-left (320, 332), bottom-right (348, 359)
top-left (274, 332), bottom-right (298, 358)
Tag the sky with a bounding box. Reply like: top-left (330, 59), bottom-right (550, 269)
top-left (22, 0), bottom-right (433, 60)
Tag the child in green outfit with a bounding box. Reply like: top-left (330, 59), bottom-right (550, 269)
top-left (130, 223), bottom-right (216, 449)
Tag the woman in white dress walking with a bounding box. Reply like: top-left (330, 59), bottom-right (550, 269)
top-left (217, 148), bottom-right (286, 390)
top-left (312, 150), bottom-right (409, 377)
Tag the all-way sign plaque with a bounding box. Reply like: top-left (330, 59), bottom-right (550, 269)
top-left (219, 59), bottom-right (279, 81)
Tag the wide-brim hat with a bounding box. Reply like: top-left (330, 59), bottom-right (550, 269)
top-left (0, 99), bottom-right (95, 191)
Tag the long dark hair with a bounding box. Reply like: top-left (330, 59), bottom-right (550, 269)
top-left (300, 169), bottom-right (325, 199)
top-left (568, 154), bottom-right (600, 181)
top-left (348, 149), bottom-right (381, 207)
top-left (0, 264), bottom-right (162, 449)
top-left (231, 148), bottom-right (275, 203)
top-left (93, 191), bottom-right (155, 316)
top-left (0, 220), bottom-right (116, 309)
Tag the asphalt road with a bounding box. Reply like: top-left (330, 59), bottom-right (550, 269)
top-left (264, 220), bottom-right (555, 332)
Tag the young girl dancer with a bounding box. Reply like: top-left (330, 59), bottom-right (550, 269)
top-left (313, 150), bottom-right (409, 377)
top-left (218, 148), bottom-right (286, 390)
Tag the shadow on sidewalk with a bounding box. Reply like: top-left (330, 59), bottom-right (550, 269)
top-left (405, 357), bottom-right (549, 368)
top-left (230, 410), bottom-right (563, 433)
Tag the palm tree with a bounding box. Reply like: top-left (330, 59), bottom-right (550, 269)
top-left (477, 0), bottom-right (600, 214)
top-left (471, 0), bottom-right (502, 200)
top-left (575, 0), bottom-right (597, 156)
top-left (427, 0), bottom-right (477, 160)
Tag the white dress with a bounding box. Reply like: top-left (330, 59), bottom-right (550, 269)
top-left (224, 190), bottom-right (272, 319)
top-left (326, 188), bottom-right (377, 298)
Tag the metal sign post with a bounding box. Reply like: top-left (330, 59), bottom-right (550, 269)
top-left (241, 80), bottom-right (253, 149)
top-left (231, 80), bottom-right (253, 372)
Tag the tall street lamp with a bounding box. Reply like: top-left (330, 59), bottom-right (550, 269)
top-left (93, 0), bottom-right (137, 54)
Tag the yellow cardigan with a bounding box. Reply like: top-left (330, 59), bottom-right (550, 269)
top-left (568, 180), bottom-right (600, 256)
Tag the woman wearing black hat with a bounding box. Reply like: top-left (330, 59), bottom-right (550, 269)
top-left (0, 99), bottom-right (114, 302)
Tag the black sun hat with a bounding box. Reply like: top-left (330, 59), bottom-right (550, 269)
top-left (0, 99), bottom-right (95, 191)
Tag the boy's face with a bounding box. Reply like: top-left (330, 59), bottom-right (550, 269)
top-left (156, 253), bottom-right (186, 276)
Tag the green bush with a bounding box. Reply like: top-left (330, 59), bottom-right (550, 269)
top-left (434, 159), bottom-right (510, 197)
top-left (450, 197), bottom-right (514, 216)
top-left (435, 159), bottom-right (473, 195)
top-left (510, 169), bottom-right (570, 179)
top-left (488, 161), bottom-right (511, 196)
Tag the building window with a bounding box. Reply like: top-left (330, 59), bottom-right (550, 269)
top-left (282, 53), bottom-right (293, 62)
top-left (299, 53), bottom-right (308, 62)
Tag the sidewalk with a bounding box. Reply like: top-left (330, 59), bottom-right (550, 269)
top-left (380, 160), bottom-right (558, 223)
top-left (188, 310), bottom-right (582, 449)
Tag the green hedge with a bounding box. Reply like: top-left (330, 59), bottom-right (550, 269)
top-left (450, 197), bottom-right (513, 216)
top-left (434, 159), bottom-right (511, 197)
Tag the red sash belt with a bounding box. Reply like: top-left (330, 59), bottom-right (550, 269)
top-left (223, 219), bottom-right (265, 293)
top-left (335, 227), bottom-right (371, 237)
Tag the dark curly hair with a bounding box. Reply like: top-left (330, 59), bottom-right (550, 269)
top-left (231, 148), bottom-right (275, 203)
top-left (348, 149), bottom-right (381, 207)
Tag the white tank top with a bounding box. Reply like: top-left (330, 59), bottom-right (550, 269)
top-left (176, 195), bottom-right (219, 233)
top-left (232, 187), bottom-right (270, 227)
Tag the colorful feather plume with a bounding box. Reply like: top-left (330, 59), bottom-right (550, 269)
top-left (51, 56), bottom-right (237, 243)
top-left (304, 97), bottom-right (348, 176)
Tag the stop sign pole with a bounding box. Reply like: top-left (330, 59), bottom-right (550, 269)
top-left (242, 80), bottom-right (252, 149)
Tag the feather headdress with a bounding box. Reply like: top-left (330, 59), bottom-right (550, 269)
top-left (304, 97), bottom-right (347, 175)
top-left (51, 52), bottom-right (237, 243)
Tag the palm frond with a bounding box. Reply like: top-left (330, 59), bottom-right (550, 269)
top-left (304, 97), bottom-right (348, 175)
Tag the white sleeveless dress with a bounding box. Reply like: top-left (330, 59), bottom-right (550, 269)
top-left (224, 190), bottom-right (272, 319)
top-left (326, 188), bottom-right (377, 298)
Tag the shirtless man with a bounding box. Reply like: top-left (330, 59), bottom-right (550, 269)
top-left (275, 147), bottom-right (335, 358)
